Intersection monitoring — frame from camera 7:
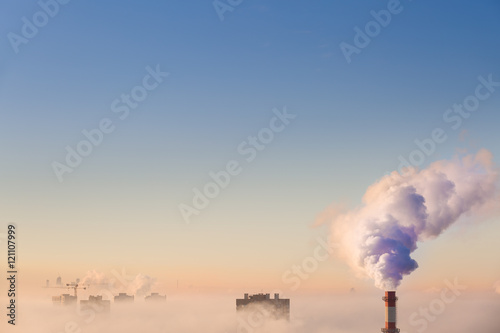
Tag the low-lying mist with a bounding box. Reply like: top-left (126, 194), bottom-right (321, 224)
top-left (10, 290), bottom-right (500, 332)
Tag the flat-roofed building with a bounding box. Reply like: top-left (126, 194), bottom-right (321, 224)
top-left (52, 294), bottom-right (77, 306)
top-left (236, 293), bottom-right (290, 320)
top-left (80, 295), bottom-right (111, 313)
top-left (145, 293), bottom-right (166, 302)
top-left (114, 293), bottom-right (134, 303)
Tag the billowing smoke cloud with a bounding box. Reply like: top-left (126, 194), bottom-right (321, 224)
top-left (81, 270), bottom-right (156, 296)
top-left (127, 274), bottom-right (156, 296)
top-left (82, 270), bottom-right (109, 286)
top-left (329, 150), bottom-right (498, 290)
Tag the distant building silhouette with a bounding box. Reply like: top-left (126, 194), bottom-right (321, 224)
top-left (56, 276), bottom-right (62, 286)
top-left (52, 294), bottom-right (77, 306)
top-left (80, 295), bottom-right (110, 313)
top-left (114, 293), bottom-right (134, 303)
top-left (145, 293), bottom-right (166, 302)
top-left (236, 293), bottom-right (290, 320)
top-left (46, 280), bottom-right (50, 287)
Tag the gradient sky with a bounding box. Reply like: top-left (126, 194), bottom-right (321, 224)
top-left (1, 1), bottom-right (499, 294)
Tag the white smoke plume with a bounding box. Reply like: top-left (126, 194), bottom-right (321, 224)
top-left (81, 270), bottom-right (156, 296)
top-left (81, 270), bottom-right (109, 286)
top-left (127, 274), bottom-right (156, 296)
top-left (329, 149), bottom-right (498, 290)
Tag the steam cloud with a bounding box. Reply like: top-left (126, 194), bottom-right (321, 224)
top-left (82, 270), bottom-right (109, 286)
top-left (81, 270), bottom-right (156, 296)
top-left (329, 149), bottom-right (498, 290)
top-left (127, 274), bottom-right (156, 296)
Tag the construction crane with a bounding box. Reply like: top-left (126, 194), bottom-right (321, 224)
top-left (65, 282), bottom-right (87, 297)
top-left (44, 282), bottom-right (87, 298)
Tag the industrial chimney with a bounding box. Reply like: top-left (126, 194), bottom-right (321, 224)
top-left (381, 291), bottom-right (400, 333)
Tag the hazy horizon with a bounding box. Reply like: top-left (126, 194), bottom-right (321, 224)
top-left (1, 0), bottom-right (500, 332)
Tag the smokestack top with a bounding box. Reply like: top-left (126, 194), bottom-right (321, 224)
top-left (383, 291), bottom-right (398, 304)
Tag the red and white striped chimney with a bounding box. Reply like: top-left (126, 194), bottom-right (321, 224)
top-left (381, 291), bottom-right (400, 333)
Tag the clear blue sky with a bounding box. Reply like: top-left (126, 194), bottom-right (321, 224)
top-left (1, 0), bottom-right (499, 290)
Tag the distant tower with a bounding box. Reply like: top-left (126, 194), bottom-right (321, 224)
top-left (56, 276), bottom-right (62, 286)
top-left (382, 291), bottom-right (400, 333)
top-left (114, 293), bottom-right (134, 303)
top-left (46, 280), bottom-right (50, 287)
